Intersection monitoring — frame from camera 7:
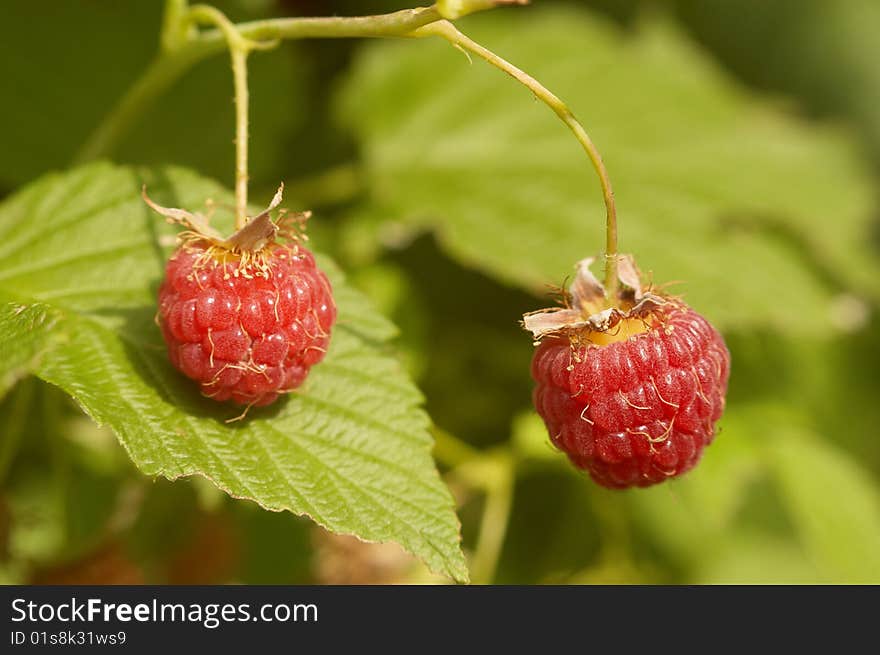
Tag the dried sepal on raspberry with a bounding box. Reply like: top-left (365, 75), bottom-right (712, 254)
top-left (142, 184), bottom-right (311, 272)
top-left (524, 256), bottom-right (730, 489)
top-left (522, 255), bottom-right (669, 342)
top-left (143, 184), bottom-right (336, 418)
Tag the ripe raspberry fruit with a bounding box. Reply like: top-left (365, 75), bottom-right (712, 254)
top-left (524, 257), bottom-right (730, 489)
top-left (144, 185), bottom-right (336, 409)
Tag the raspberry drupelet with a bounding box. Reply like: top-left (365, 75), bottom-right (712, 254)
top-left (144, 184), bottom-right (336, 409)
top-left (523, 257), bottom-right (730, 489)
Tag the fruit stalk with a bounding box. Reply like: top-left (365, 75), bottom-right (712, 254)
top-left (231, 47), bottom-right (250, 229)
top-left (75, 3), bottom-right (513, 165)
top-left (412, 20), bottom-right (620, 304)
top-left (186, 5), bottom-right (275, 228)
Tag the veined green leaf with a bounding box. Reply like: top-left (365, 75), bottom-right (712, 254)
top-left (0, 299), bottom-right (65, 398)
top-left (0, 163), bottom-right (467, 582)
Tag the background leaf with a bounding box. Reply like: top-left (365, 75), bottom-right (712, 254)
top-left (768, 420), bottom-right (880, 583)
top-left (336, 6), bottom-right (879, 333)
top-left (673, 0), bottom-right (880, 163)
top-left (0, 163), bottom-right (467, 582)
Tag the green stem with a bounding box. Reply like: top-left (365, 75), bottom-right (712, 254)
top-left (431, 425), bottom-right (483, 469)
top-left (413, 20), bottom-right (620, 302)
top-left (231, 48), bottom-right (250, 228)
top-left (75, 6), bottom-right (448, 164)
top-left (186, 5), bottom-right (279, 228)
top-left (75, 2), bottom-right (526, 167)
top-left (161, 0), bottom-right (193, 53)
top-left (469, 455), bottom-right (513, 584)
top-left (432, 427), bottom-right (515, 584)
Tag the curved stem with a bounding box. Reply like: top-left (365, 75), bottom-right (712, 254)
top-left (412, 20), bottom-right (620, 302)
top-left (75, 2), bottom-right (530, 168)
top-left (75, 6), bottom-right (446, 164)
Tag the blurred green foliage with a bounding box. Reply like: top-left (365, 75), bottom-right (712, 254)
top-left (1, 0), bottom-right (879, 584)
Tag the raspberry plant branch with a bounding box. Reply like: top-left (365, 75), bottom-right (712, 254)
top-left (411, 20), bottom-right (621, 303)
top-left (161, 0), bottom-right (195, 54)
top-left (185, 5), bottom-right (279, 229)
top-left (74, 2), bottom-right (519, 165)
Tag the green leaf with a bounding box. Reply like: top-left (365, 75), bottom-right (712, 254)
top-left (0, 300), bottom-right (64, 398)
top-left (768, 422), bottom-right (880, 583)
top-left (0, 163), bottom-right (467, 582)
top-left (338, 6), bottom-right (878, 333)
top-left (676, 0), bottom-right (880, 158)
top-left (725, 329), bottom-right (880, 472)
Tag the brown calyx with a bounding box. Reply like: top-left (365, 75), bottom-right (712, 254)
top-left (142, 183), bottom-right (310, 254)
top-left (522, 255), bottom-right (676, 345)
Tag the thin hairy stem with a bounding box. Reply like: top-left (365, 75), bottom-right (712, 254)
top-left (231, 48), bottom-right (250, 228)
top-left (75, 3), bottom-right (527, 166)
top-left (186, 5), bottom-right (279, 228)
top-left (76, 7), bottom-right (446, 163)
top-left (412, 20), bottom-right (620, 302)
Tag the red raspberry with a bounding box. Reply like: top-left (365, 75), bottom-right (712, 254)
top-left (157, 243), bottom-right (335, 407)
top-left (143, 184), bottom-right (336, 410)
top-left (524, 257), bottom-right (730, 489)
